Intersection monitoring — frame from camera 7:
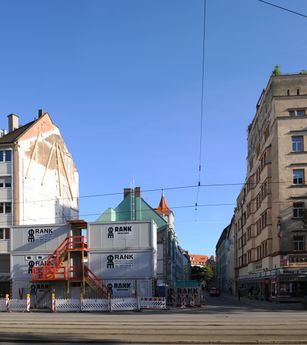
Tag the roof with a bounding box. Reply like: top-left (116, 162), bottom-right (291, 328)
top-left (155, 193), bottom-right (172, 216)
top-left (189, 254), bottom-right (208, 264)
top-left (216, 225), bottom-right (229, 250)
top-left (96, 192), bottom-right (168, 231)
top-left (0, 120), bottom-right (35, 145)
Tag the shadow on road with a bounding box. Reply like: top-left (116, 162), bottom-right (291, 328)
top-left (0, 332), bottom-right (121, 344)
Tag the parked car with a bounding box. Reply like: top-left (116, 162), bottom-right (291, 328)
top-left (209, 287), bottom-right (220, 297)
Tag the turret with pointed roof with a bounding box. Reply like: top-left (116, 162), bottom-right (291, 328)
top-left (155, 192), bottom-right (174, 228)
top-left (155, 192), bottom-right (172, 216)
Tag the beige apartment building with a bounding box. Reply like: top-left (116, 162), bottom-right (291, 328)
top-left (235, 73), bottom-right (307, 301)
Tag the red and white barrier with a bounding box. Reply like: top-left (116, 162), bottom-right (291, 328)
top-left (140, 297), bottom-right (166, 309)
top-left (5, 294), bottom-right (9, 312)
top-left (26, 294), bottom-right (30, 312)
top-left (180, 293), bottom-right (186, 308)
top-left (51, 292), bottom-right (56, 312)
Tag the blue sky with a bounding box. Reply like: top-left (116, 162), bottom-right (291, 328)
top-left (0, 0), bottom-right (307, 256)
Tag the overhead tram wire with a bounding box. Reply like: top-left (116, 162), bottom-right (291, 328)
top-left (256, 0), bottom-right (307, 19)
top-left (4, 179), bottom-right (300, 207)
top-left (3, 197), bottom-right (304, 226)
top-left (195, 0), bottom-right (207, 214)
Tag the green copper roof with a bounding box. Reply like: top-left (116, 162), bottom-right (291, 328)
top-left (96, 194), bottom-right (167, 231)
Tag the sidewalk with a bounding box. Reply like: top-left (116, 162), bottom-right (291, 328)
top-left (221, 293), bottom-right (305, 310)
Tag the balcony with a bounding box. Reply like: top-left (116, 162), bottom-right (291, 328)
top-left (0, 163), bottom-right (12, 175)
top-left (0, 214), bottom-right (12, 227)
top-left (0, 240), bottom-right (9, 252)
top-left (287, 254), bottom-right (307, 268)
top-left (0, 188), bottom-right (12, 201)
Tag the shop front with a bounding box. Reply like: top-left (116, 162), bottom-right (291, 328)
top-left (238, 269), bottom-right (307, 302)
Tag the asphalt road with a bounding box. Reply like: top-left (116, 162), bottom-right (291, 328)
top-left (0, 294), bottom-right (306, 344)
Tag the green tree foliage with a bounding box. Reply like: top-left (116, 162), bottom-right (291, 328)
top-left (272, 65), bottom-right (281, 76)
top-left (191, 265), bottom-right (214, 283)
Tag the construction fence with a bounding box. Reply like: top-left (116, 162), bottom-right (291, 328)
top-left (0, 294), bottom-right (166, 312)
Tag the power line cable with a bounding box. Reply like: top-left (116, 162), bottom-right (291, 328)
top-left (196, 0), bottom-right (207, 211)
top-left (0, 179), bottom-right (301, 207)
top-left (4, 198), bottom-right (305, 226)
top-left (256, 0), bottom-right (307, 19)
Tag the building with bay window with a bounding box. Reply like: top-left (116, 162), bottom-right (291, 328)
top-left (234, 72), bottom-right (307, 301)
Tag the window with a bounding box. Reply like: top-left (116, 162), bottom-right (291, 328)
top-left (0, 228), bottom-right (10, 240)
top-left (293, 202), bottom-right (304, 218)
top-left (289, 109), bottom-right (306, 117)
top-left (247, 226), bottom-right (252, 240)
top-left (247, 250), bottom-right (252, 263)
top-left (292, 136), bottom-right (304, 152)
top-left (0, 177), bottom-right (11, 188)
top-left (256, 218), bottom-right (261, 235)
top-left (247, 202), bottom-right (251, 217)
top-left (264, 125), bottom-right (270, 141)
top-left (261, 181), bottom-right (267, 199)
top-left (0, 202), bottom-right (12, 214)
top-left (293, 169), bottom-right (304, 185)
top-left (0, 150), bottom-right (11, 162)
top-left (289, 110), bottom-right (295, 117)
top-left (262, 240), bottom-right (268, 257)
top-left (243, 254), bottom-right (247, 266)
top-left (242, 212), bottom-right (246, 225)
top-left (294, 236), bottom-right (305, 251)
top-left (261, 211), bottom-right (267, 229)
top-left (5, 203), bottom-right (11, 214)
top-left (249, 158), bottom-right (253, 172)
top-left (257, 246), bottom-right (262, 260)
top-left (256, 193), bottom-right (260, 210)
top-left (256, 166), bottom-right (261, 184)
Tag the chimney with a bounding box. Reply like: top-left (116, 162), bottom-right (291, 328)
top-left (8, 114), bottom-right (19, 132)
top-left (124, 187), bottom-right (141, 198)
top-left (38, 109), bottom-right (45, 118)
top-left (134, 187), bottom-right (141, 197)
top-left (124, 188), bottom-right (132, 198)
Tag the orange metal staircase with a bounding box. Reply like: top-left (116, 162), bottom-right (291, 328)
top-left (84, 266), bottom-right (110, 298)
top-left (32, 236), bottom-right (110, 298)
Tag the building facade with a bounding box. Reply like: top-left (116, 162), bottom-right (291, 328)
top-left (96, 187), bottom-right (190, 287)
top-left (216, 226), bottom-right (228, 293)
top-left (0, 110), bottom-right (79, 297)
top-left (216, 217), bottom-right (235, 294)
top-left (234, 73), bottom-right (307, 301)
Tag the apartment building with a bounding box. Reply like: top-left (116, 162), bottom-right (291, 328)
top-left (216, 217), bottom-right (235, 295)
top-left (0, 110), bottom-right (79, 296)
top-left (235, 73), bottom-right (307, 301)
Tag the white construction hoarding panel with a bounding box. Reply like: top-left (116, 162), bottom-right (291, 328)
top-left (88, 221), bottom-right (157, 251)
top-left (105, 279), bottom-right (135, 297)
top-left (11, 224), bottom-right (70, 253)
top-left (89, 250), bottom-right (156, 279)
top-left (104, 279), bottom-right (153, 297)
top-left (12, 279), bottom-right (65, 300)
top-left (12, 280), bottom-right (32, 299)
top-left (11, 254), bottom-right (49, 280)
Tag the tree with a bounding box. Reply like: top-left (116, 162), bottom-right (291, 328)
top-left (272, 65), bottom-right (281, 76)
top-left (191, 265), bottom-right (214, 284)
